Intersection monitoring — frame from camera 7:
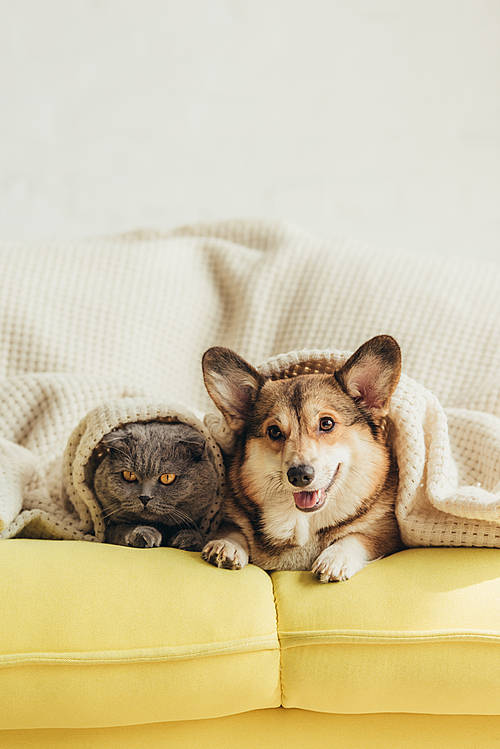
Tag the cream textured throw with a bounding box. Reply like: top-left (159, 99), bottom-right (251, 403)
top-left (0, 220), bottom-right (498, 546)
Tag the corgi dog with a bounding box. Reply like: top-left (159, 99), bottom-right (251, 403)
top-left (201, 335), bottom-right (403, 582)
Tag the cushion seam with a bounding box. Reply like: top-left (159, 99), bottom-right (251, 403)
top-left (0, 634), bottom-right (279, 667)
top-left (270, 574), bottom-right (283, 707)
top-left (279, 630), bottom-right (500, 646)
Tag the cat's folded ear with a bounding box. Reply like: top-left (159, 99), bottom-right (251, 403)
top-left (178, 432), bottom-right (206, 462)
top-left (98, 428), bottom-right (130, 454)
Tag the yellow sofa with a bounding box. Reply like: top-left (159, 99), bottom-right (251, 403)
top-left (1, 540), bottom-right (498, 747)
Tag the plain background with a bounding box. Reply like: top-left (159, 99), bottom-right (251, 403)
top-left (0, 0), bottom-right (499, 263)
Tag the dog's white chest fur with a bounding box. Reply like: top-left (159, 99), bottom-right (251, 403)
top-left (292, 513), bottom-right (311, 546)
top-left (262, 500), bottom-right (311, 546)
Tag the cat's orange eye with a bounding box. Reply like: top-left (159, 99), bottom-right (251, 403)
top-left (122, 470), bottom-right (137, 482)
top-left (159, 473), bottom-right (176, 485)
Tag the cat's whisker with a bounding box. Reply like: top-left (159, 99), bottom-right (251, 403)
top-left (100, 506), bottom-right (123, 520)
top-left (162, 506), bottom-right (198, 530)
top-left (163, 508), bottom-right (192, 525)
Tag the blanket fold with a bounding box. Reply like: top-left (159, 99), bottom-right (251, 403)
top-left (0, 392), bottom-right (224, 541)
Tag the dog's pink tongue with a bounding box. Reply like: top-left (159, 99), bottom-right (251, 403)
top-left (294, 489), bottom-right (323, 509)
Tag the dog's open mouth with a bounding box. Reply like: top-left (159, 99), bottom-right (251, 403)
top-left (292, 465), bottom-right (340, 513)
top-left (293, 488), bottom-right (326, 512)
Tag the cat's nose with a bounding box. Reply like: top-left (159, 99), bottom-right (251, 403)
top-left (138, 495), bottom-right (151, 507)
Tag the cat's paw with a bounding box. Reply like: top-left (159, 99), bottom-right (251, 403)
top-left (311, 536), bottom-right (369, 582)
top-left (202, 538), bottom-right (248, 570)
top-left (125, 525), bottom-right (162, 548)
top-left (169, 529), bottom-right (204, 552)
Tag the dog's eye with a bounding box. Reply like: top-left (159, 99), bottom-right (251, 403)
top-left (319, 417), bottom-right (335, 432)
top-left (122, 470), bottom-right (137, 482)
top-left (267, 425), bottom-right (284, 441)
top-left (159, 473), bottom-right (176, 485)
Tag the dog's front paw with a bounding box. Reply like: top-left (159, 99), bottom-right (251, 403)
top-left (202, 538), bottom-right (248, 570)
top-left (169, 529), bottom-right (204, 552)
top-left (312, 536), bottom-right (369, 582)
top-left (125, 525), bottom-right (162, 548)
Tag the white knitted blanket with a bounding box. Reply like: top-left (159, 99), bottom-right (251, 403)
top-left (0, 220), bottom-right (499, 546)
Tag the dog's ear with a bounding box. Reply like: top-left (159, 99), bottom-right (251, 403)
top-left (335, 335), bottom-right (401, 415)
top-left (202, 347), bottom-right (264, 432)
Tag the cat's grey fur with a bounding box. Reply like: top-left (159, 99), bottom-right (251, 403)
top-left (93, 421), bottom-right (217, 549)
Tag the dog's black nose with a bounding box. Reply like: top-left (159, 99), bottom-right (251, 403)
top-left (138, 495), bottom-right (151, 507)
top-left (287, 464), bottom-right (315, 488)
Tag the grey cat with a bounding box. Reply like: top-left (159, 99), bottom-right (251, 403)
top-left (93, 421), bottom-right (218, 550)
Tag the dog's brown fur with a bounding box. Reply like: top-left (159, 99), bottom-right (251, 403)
top-left (202, 336), bottom-right (403, 581)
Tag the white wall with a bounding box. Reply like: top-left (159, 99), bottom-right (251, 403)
top-left (0, 0), bottom-right (499, 262)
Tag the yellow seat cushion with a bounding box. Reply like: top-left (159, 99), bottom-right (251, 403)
top-left (273, 548), bottom-right (500, 715)
top-left (2, 542), bottom-right (499, 730)
top-left (2, 709), bottom-right (500, 749)
top-left (0, 540), bottom-right (280, 729)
